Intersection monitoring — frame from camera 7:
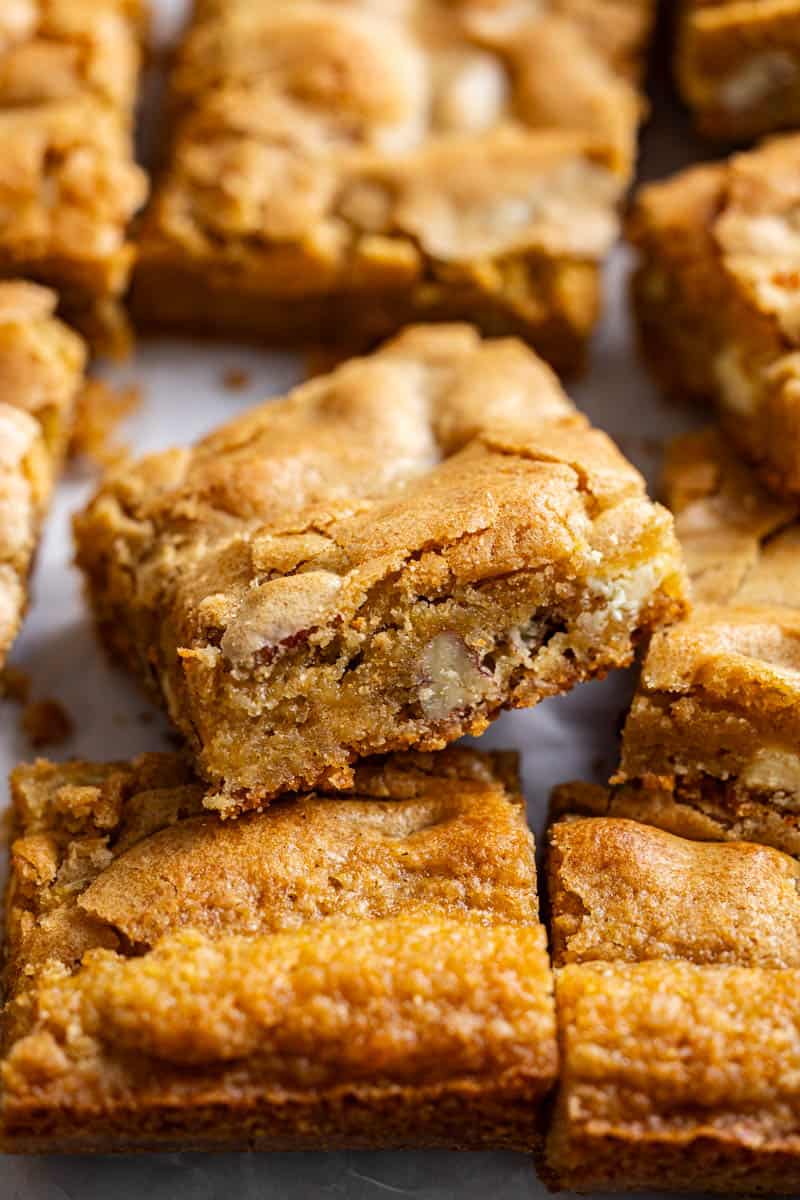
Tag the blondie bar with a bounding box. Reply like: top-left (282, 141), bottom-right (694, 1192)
top-left (1, 748), bottom-right (557, 1152)
top-left (629, 135), bottom-right (800, 497)
top-left (677, 0), bottom-right (800, 140)
top-left (0, 2), bottom-right (148, 346)
top-left (546, 812), bottom-right (800, 1192)
top-left (576, 427), bottom-right (800, 856)
top-left (0, 280), bottom-right (86, 667)
top-left (133, 0), bottom-right (654, 372)
top-left (74, 325), bottom-right (688, 815)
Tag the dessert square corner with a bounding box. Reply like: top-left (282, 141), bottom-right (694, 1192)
top-left (74, 323), bottom-right (689, 815)
top-left (1, 747), bottom-right (556, 1153)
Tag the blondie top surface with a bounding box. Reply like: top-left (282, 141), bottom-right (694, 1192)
top-left (0, 280), bottom-right (86, 667)
top-left (546, 812), bottom-right (800, 1192)
top-left (606, 427), bottom-right (800, 855)
top-left (2, 748), bottom-right (557, 1153)
top-left (677, 0), bottom-right (800, 140)
top-left (548, 815), bottom-right (800, 968)
top-left (628, 134), bottom-right (800, 497)
top-left (0, 0), bottom-right (145, 114)
top-left (133, 0), bottom-right (652, 365)
top-left (0, 4), bottom-right (147, 343)
top-left (75, 324), bottom-right (688, 815)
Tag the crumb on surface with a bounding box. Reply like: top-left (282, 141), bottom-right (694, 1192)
top-left (21, 699), bottom-right (74, 748)
top-left (69, 379), bottom-right (142, 468)
top-left (221, 367), bottom-right (251, 391)
top-left (1, 667), bottom-right (31, 704)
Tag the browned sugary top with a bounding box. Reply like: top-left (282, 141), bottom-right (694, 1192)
top-left (0, 280), bottom-right (86, 663)
top-left (145, 0), bottom-right (654, 268)
top-left (629, 427), bottom-right (800, 716)
top-left (558, 960), bottom-right (800, 1142)
top-left (629, 133), bottom-right (800, 343)
top-left (77, 324), bottom-right (682, 672)
top-left (549, 816), bottom-right (800, 967)
top-left (2, 747), bottom-right (556, 1107)
top-left (0, 0), bottom-right (145, 112)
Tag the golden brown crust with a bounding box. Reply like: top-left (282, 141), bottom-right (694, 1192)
top-left (74, 324), bottom-right (688, 814)
top-left (628, 135), bottom-right (800, 498)
top-left (0, 279), bottom-right (86, 666)
top-left (677, 0), bottom-right (800, 140)
top-left (608, 427), bottom-right (800, 857)
top-left (550, 961), bottom-right (800, 1194)
top-left (133, 0), bottom-right (653, 368)
top-left (1, 747), bottom-right (557, 1153)
top-left (0, 3), bottom-right (148, 345)
top-left (548, 815), bottom-right (800, 968)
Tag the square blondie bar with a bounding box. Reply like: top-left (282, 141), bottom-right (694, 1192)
top-left (1, 747), bottom-right (557, 1152)
top-left (133, 0), bottom-right (654, 372)
top-left (0, 2), bottom-right (148, 347)
top-left (545, 811), bottom-right (800, 1192)
top-left (577, 427), bottom-right (800, 857)
top-left (0, 280), bottom-right (86, 666)
top-left (74, 324), bottom-right (688, 815)
top-left (677, 0), bottom-right (800, 141)
top-left (629, 134), bottom-right (800, 497)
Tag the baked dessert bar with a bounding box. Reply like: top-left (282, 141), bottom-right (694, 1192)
top-left (629, 134), bottom-right (800, 497)
top-left (677, 0), bottom-right (800, 141)
top-left (133, 0), bottom-right (654, 372)
top-left (0, 280), bottom-right (86, 667)
top-left (546, 812), bottom-right (800, 1192)
top-left (74, 324), bottom-right (688, 815)
top-left (1, 747), bottom-right (557, 1152)
top-left (569, 427), bottom-right (800, 857)
top-left (0, 2), bottom-right (148, 346)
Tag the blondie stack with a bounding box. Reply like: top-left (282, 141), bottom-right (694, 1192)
top-left (133, 0), bottom-right (655, 370)
top-left (0, 280), bottom-right (86, 667)
top-left (74, 324), bottom-right (687, 815)
top-left (546, 809), bottom-right (800, 1192)
top-left (0, 0), bottom-right (148, 347)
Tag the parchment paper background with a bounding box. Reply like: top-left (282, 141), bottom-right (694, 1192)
top-left (0, 3), bottom-right (715, 1195)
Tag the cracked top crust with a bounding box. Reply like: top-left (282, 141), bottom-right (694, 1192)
top-left (2, 748), bottom-right (556, 1126)
top-left (75, 324), bottom-right (687, 806)
top-left (548, 815), bottom-right (800, 968)
top-left (0, 0), bottom-right (145, 113)
top-left (0, 280), bottom-right (85, 665)
top-left (141, 0), bottom-right (651, 280)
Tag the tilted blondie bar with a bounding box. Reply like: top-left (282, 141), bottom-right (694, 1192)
top-left (677, 0), bottom-right (800, 141)
top-left (74, 325), bottom-right (688, 815)
top-left (629, 134), bottom-right (800, 497)
top-left (133, 0), bottom-right (654, 372)
top-left (0, 280), bottom-right (86, 666)
top-left (1, 747), bottom-right (557, 1152)
top-left (567, 427), bottom-right (800, 856)
top-left (0, 2), bottom-right (148, 346)
top-left (546, 812), bottom-right (800, 1193)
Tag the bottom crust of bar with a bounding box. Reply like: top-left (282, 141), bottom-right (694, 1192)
top-left (131, 252), bottom-right (600, 376)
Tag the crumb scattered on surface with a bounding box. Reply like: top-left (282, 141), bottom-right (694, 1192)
top-left (1, 667), bottom-right (31, 704)
top-left (221, 367), bottom-right (251, 391)
top-left (22, 699), bottom-right (74, 748)
top-left (70, 379), bottom-right (141, 468)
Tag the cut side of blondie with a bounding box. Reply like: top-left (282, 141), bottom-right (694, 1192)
top-left (1, 748), bottom-right (557, 1153)
top-left (0, 2), bottom-right (148, 348)
top-left (74, 325), bottom-right (688, 815)
top-left (133, 0), bottom-right (655, 371)
top-left (545, 811), bottom-right (800, 1193)
top-left (628, 135), bottom-right (800, 498)
top-left (0, 280), bottom-right (86, 666)
top-left (583, 427), bottom-right (800, 857)
top-left (677, 0), bottom-right (800, 141)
